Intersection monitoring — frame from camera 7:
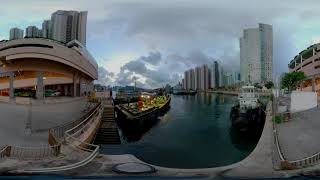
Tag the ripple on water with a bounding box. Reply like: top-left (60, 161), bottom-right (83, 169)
top-left (101, 93), bottom-right (261, 168)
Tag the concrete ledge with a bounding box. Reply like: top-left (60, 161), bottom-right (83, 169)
top-left (90, 101), bottom-right (284, 178)
top-left (0, 96), bottom-right (85, 106)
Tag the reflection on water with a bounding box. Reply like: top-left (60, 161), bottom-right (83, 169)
top-left (101, 93), bottom-right (262, 168)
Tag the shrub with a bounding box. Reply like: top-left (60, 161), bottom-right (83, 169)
top-left (273, 115), bottom-right (283, 124)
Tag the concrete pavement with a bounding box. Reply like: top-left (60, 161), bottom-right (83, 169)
top-left (0, 97), bottom-right (88, 147)
top-left (277, 107), bottom-right (320, 160)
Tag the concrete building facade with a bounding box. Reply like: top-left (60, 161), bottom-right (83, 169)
top-left (200, 64), bottom-right (209, 91)
top-left (9, 28), bottom-right (24, 40)
top-left (288, 43), bottom-right (320, 94)
top-left (42, 20), bottom-right (51, 39)
top-left (0, 38), bottom-right (98, 100)
top-left (51, 10), bottom-right (87, 46)
top-left (195, 66), bottom-right (201, 91)
top-left (26, 26), bottom-right (42, 38)
top-left (240, 23), bottom-right (273, 83)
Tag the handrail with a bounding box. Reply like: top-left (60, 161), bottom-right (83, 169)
top-left (0, 146), bottom-right (9, 158)
top-left (273, 96), bottom-right (320, 169)
top-left (272, 97), bottom-right (286, 162)
top-left (16, 102), bottom-right (103, 173)
top-left (50, 103), bottom-right (100, 140)
top-left (65, 104), bottom-right (101, 136)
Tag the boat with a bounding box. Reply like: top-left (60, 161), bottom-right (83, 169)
top-left (230, 85), bottom-right (266, 133)
top-left (114, 94), bottom-right (171, 142)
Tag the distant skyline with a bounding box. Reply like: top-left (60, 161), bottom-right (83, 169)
top-left (1, 0), bottom-right (320, 88)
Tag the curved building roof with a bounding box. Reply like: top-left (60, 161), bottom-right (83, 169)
top-left (0, 38), bottom-right (98, 80)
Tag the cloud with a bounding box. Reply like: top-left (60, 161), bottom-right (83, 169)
top-left (95, 66), bottom-right (114, 86)
top-left (140, 52), bottom-right (161, 65)
top-left (97, 0), bottom-right (320, 79)
top-left (3, 0), bottom-right (320, 85)
top-left (114, 51), bottom-right (221, 88)
top-left (121, 60), bottom-right (148, 74)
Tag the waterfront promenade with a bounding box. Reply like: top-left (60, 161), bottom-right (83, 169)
top-left (0, 97), bottom-right (89, 147)
top-left (207, 90), bottom-right (271, 97)
top-left (3, 95), bottom-right (320, 177)
top-left (277, 107), bottom-right (320, 160)
top-left (15, 101), bottom-right (282, 178)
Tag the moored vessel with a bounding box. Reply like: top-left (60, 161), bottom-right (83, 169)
top-left (230, 85), bottom-right (266, 133)
top-left (115, 94), bottom-right (171, 141)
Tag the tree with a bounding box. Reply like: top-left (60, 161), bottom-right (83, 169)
top-left (280, 71), bottom-right (306, 92)
top-left (254, 82), bottom-right (262, 89)
top-left (265, 81), bottom-right (274, 89)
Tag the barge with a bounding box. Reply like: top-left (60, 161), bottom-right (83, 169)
top-left (115, 95), bottom-right (171, 141)
top-left (230, 86), bottom-right (266, 133)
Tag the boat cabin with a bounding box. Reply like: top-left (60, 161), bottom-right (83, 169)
top-left (238, 86), bottom-right (259, 110)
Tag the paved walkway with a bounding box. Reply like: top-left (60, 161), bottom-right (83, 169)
top-left (11, 101), bottom-right (283, 178)
top-left (277, 106), bottom-right (320, 160)
top-left (0, 98), bottom-right (89, 147)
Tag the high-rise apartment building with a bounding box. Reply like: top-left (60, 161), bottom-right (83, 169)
top-left (219, 64), bottom-right (224, 87)
top-left (195, 67), bottom-right (201, 90)
top-left (184, 71), bottom-right (189, 90)
top-left (200, 64), bottom-right (209, 91)
top-left (51, 10), bottom-right (87, 46)
top-left (210, 61), bottom-right (223, 89)
top-left (240, 23), bottom-right (273, 83)
top-left (9, 28), bottom-right (23, 40)
top-left (188, 69), bottom-right (195, 90)
top-left (42, 20), bottom-right (51, 39)
top-left (182, 61), bottom-right (238, 91)
top-left (26, 26), bottom-right (42, 38)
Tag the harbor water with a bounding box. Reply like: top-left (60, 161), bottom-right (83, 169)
top-left (100, 93), bottom-right (263, 168)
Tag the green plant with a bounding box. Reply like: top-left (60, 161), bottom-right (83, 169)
top-left (280, 71), bottom-right (306, 92)
top-left (273, 115), bottom-right (284, 124)
top-left (265, 81), bottom-right (274, 89)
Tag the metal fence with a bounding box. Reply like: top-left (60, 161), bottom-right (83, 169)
top-left (20, 104), bottom-right (103, 173)
top-left (273, 95), bottom-right (320, 169)
top-left (272, 96), bottom-right (286, 167)
top-left (0, 102), bottom-right (103, 173)
top-left (0, 146), bottom-right (9, 158)
top-left (50, 103), bottom-right (100, 140)
top-left (64, 104), bottom-right (102, 139)
top-left (8, 145), bottom-right (61, 160)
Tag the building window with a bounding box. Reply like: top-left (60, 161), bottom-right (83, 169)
top-left (302, 61), bottom-right (312, 68)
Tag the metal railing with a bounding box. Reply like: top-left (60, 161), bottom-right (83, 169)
top-left (22, 137), bottom-right (100, 173)
top-left (0, 101), bottom-right (103, 174)
top-left (0, 144), bottom-right (60, 160)
top-left (0, 146), bottom-right (9, 158)
top-left (64, 104), bottom-right (102, 139)
top-left (9, 145), bottom-right (61, 160)
top-left (273, 96), bottom-right (320, 169)
top-left (50, 103), bottom-right (100, 140)
top-left (289, 152), bottom-right (320, 168)
top-left (18, 102), bottom-right (103, 173)
top-left (272, 97), bottom-right (286, 166)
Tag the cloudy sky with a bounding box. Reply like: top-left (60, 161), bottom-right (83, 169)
top-left (1, 0), bottom-right (320, 88)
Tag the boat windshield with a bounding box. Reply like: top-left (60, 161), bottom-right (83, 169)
top-left (240, 87), bottom-right (256, 98)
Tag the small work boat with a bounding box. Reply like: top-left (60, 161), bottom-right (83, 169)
top-left (230, 85), bottom-right (265, 133)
